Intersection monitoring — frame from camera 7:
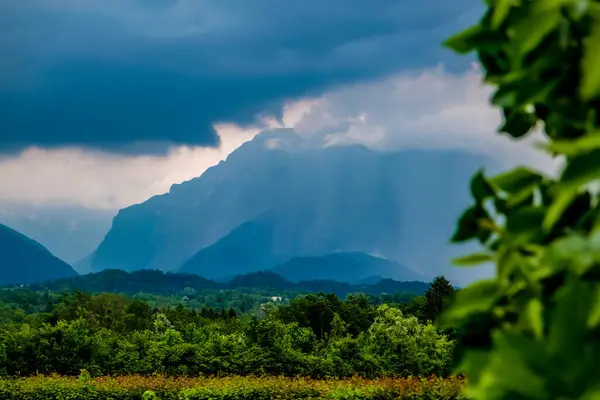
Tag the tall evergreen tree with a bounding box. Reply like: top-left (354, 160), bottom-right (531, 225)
top-left (423, 276), bottom-right (454, 323)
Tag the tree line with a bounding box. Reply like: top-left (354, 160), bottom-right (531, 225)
top-left (0, 276), bottom-right (456, 378)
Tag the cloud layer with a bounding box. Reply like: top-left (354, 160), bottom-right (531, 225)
top-left (293, 66), bottom-right (558, 174)
top-left (0, 124), bottom-right (260, 209)
top-left (0, 0), bottom-right (481, 153)
top-left (0, 67), bottom-right (557, 210)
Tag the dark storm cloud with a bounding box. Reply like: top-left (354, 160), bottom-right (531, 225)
top-left (0, 0), bottom-right (481, 154)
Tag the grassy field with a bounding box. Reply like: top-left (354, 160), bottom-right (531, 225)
top-left (0, 375), bottom-right (467, 399)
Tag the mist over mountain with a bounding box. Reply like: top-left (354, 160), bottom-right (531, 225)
top-left (87, 128), bottom-right (495, 285)
top-left (0, 203), bottom-right (114, 267)
top-left (0, 222), bottom-right (78, 286)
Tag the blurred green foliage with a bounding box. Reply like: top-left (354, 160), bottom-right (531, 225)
top-left (443, 0), bottom-right (600, 398)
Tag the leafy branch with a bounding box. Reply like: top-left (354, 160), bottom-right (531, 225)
top-left (441, 0), bottom-right (600, 398)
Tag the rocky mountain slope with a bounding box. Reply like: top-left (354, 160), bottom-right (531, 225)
top-left (87, 128), bottom-right (494, 284)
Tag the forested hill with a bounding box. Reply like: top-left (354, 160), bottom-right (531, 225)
top-left (20, 269), bottom-right (431, 297)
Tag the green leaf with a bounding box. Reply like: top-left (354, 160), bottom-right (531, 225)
top-left (499, 109), bottom-right (538, 138)
top-left (491, 86), bottom-right (518, 108)
top-left (494, 330), bottom-right (548, 371)
top-left (516, 255), bottom-right (544, 292)
top-left (445, 24), bottom-right (507, 54)
top-left (491, 72), bottom-right (531, 107)
top-left (476, 226), bottom-right (494, 245)
top-left (561, 149), bottom-right (600, 190)
top-left (589, 285), bottom-right (600, 329)
top-left (504, 278), bottom-right (528, 297)
top-left (493, 197), bottom-right (509, 215)
top-left (539, 182), bottom-right (555, 206)
top-left (466, 331), bottom-right (549, 400)
top-left (452, 252), bottom-right (494, 266)
top-left (544, 234), bottom-right (595, 275)
top-left (479, 49), bottom-right (510, 79)
top-left (515, 76), bottom-right (561, 109)
top-left (491, 0), bottom-right (518, 28)
top-left (496, 244), bottom-right (520, 282)
top-left (439, 279), bottom-right (499, 326)
top-left (544, 188), bottom-right (577, 231)
top-left (444, 25), bottom-right (485, 54)
top-left (547, 279), bottom-right (594, 359)
top-left (513, 9), bottom-right (561, 56)
top-left (545, 279), bottom-right (599, 394)
top-left (523, 298), bottom-right (544, 340)
top-left (544, 149), bottom-right (600, 229)
top-left (470, 170), bottom-right (496, 203)
top-left (581, 15), bottom-right (600, 100)
top-left (505, 206), bottom-right (546, 243)
top-left (544, 132), bottom-right (600, 156)
top-left (533, 0), bottom-right (582, 14)
top-left (451, 205), bottom-right (491, 243)
top-left (557, 190), bottom-right (594, 232)
top-left (491, 167), bottom-right (545, 193)
top-left (493, 332), bottom-right (549, 390)
top-left (505, 186), bottom-right (535, 208)
top-left (579, 388), bottom-right (600, 400)
top-left (493, 73), bottom-right (559, 109)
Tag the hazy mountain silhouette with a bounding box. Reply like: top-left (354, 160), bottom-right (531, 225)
top-left (179, 218), bottom-right (286, 279)
top-left (0, 223), bottom-right (78, 286)
top-left (355, 275), bottom-right (389, 285)
top-left (225, 271), bottom-right (297, 290)
top-left (88, 128), bottom-right (495, 284)
top-left (0, 203), bottom-right (113, 268)
top-left (270, 252), bottom-right (428, 283)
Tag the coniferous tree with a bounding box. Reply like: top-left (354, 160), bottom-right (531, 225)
top-left (423, 276), bottom-right (454, 323)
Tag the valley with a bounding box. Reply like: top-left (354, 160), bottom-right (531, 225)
top-left (0, 268), bottom-right (456, 394)
top-left (0, 130), bottom-right (473, 400)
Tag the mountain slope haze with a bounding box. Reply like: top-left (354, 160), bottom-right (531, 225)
top-left (89, 129), bottom-right (495, 284)
top-left (0, 223), bottom-right (78, 286)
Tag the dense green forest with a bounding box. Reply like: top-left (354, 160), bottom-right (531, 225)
top-left (0, 275), bottom-right (455, 379)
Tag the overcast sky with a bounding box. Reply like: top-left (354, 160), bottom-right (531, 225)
top-left (0, 0), bottom-right (556, 210)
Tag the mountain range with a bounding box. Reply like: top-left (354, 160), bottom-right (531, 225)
top-left (0, 216), bottom-right (426, 286)
top-left (0, 129), bottom-right (498, 286)
top-left (78, 128), bottom-right (494, 284)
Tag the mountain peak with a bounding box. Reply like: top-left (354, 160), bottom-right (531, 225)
top-left (254, 128), bottom-right (298, 142)
top-left (230, 128), bottom-right (307, 155)
top-left (88, 143), bottom-right (491, 283)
